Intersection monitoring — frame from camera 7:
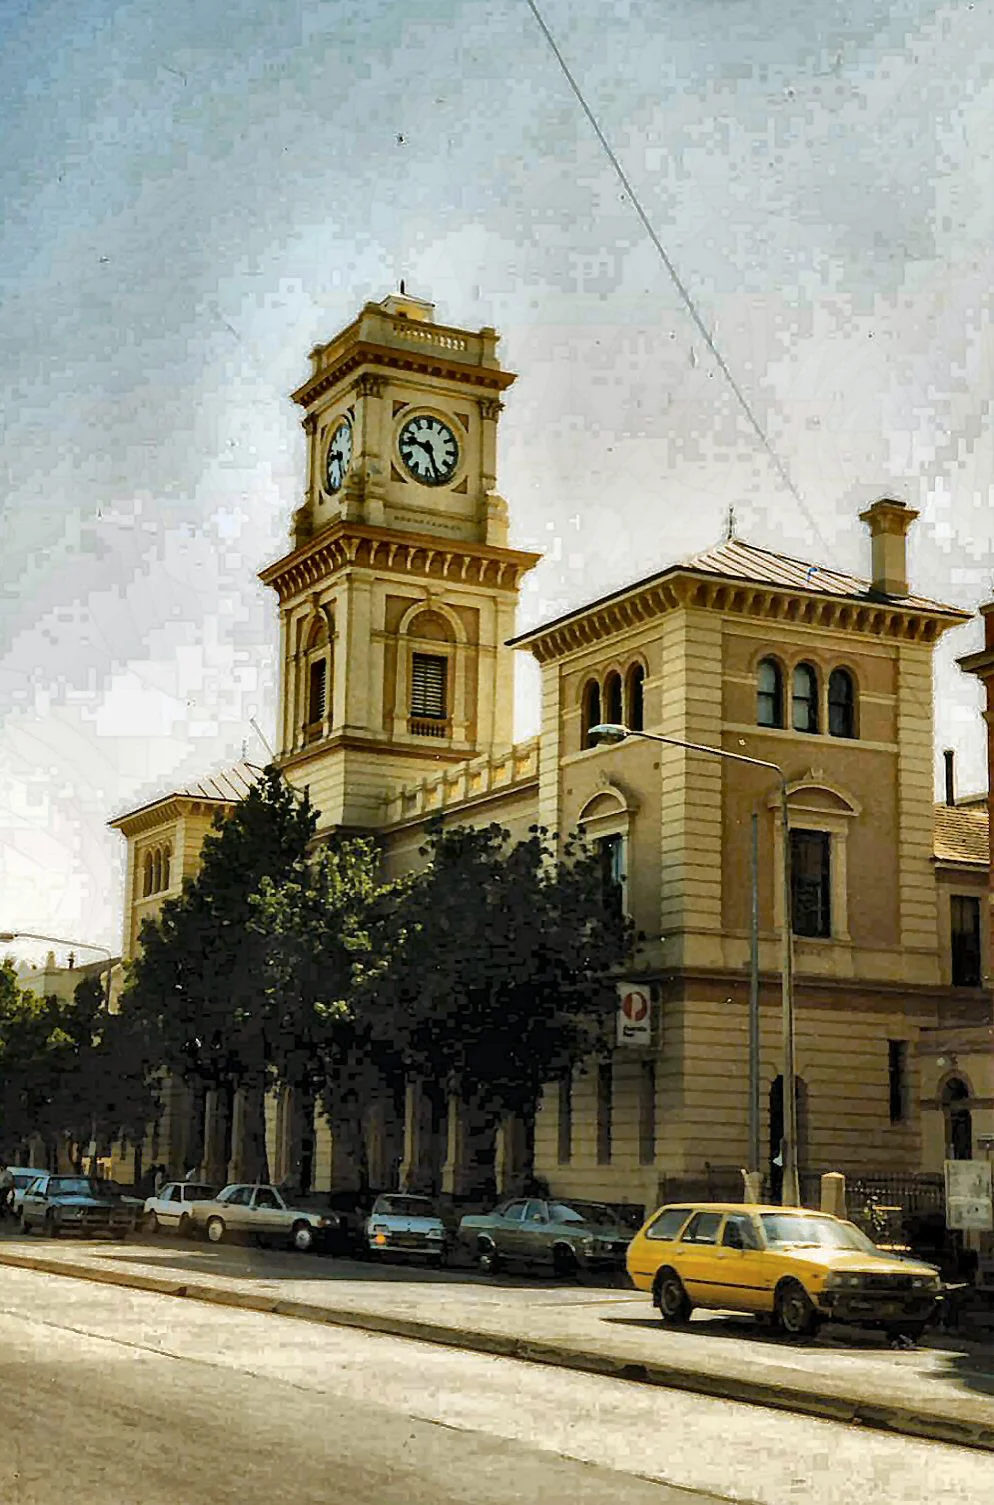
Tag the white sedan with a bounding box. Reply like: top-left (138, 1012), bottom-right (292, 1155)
top-left (143, 1181), bottom-right (220, 1235)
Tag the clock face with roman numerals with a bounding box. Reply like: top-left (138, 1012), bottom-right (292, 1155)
top-left (324, 418), bottom-right (353, 494)
top-left (397, 414), bottom-right (459, 487)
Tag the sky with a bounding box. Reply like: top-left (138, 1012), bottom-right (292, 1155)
top-left (1, 0), bottom-right (992, 960)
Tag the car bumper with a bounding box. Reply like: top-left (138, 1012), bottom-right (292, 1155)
top-left (577, 1246), bottom-right (631, 1271)
top-left (368, 1235), bottom-right (448, 1256)
top-left (817, 1290), bottom-right (938, 1327)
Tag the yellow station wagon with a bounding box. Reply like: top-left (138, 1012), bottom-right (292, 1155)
top-left (626, 1203), bottom-right (942, 1341)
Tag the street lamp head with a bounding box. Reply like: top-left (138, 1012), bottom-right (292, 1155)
top-left (588, 723), bottom-right (630, 746)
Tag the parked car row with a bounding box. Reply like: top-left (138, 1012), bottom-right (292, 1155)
top-left (7, 1172), bottom-right (946, 1341)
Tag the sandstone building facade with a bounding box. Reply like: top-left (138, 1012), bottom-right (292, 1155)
top-left (110, 293), bottom-right (991, 1207)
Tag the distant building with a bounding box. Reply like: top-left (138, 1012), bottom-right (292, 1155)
top-left (110, 293), bottom-right (991, 1207)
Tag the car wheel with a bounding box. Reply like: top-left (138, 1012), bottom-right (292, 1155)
top-left (429, 1248), bottom-right (449, 1270)
top-left (291, 1221), bottom-right (315, 1253)
top-left (477, 1239), bottom-right (502, 1275)
top-left (44, 1210), bottom-right (59, 1240)
top-left (885, 1320), bottom-right (927, 1347)
top-left (552, 1242), bottom-right (579, 1278)
top-left (775, 1279), bottom-right (821, 1339)
top-left (145, 1210), bottom-right (159, 1234)
top-left (655, 1268), bottom-right (692, 1324)
top-left (206, 1216), bottom-right (225, 1245)
top-left (177, 1213), bottom-right (190, 1238)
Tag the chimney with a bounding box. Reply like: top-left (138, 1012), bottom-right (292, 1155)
top-left (943, 748), bottom-right (955, 807)
top-left (858, 497), bottom-right (919, 598)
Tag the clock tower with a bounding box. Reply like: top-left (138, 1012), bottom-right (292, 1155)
top-left (260, 292), bottom-right (540, 834)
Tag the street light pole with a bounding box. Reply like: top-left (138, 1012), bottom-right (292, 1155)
top-left (588, 724), bottom-right (799, 1206)
top-left (0, 930), bottom-right (113, 1178)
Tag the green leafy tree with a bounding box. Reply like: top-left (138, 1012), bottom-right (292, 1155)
top-left (247, 837), bottom-right (393, 1189)
top-left (122, 766), bottom-right (317, 1180)
top-left (375, 821), bottom-right (634, 1179)
top-left (0, 961), bottom-right (74, 1161)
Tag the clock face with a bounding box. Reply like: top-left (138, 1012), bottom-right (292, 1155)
top-left (397, 413), bottom-right (459, 487)
top-left (324, 418), bottom-right (353, 495)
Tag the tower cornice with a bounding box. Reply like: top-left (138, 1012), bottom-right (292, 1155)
top-left (259, 520), bottom-right (541, 605)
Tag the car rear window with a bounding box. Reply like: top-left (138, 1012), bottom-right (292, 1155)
top-left (645, 1207), bottom-right (692, 1241)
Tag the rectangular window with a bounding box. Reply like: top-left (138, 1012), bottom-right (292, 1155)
top-left (888, 1040), bottom-right (908, 1124)
top-left (307, 657), bottom-right (327, 725)
top-left (950, 895), bottom-right (982, 987)
top-left (410, 652), bottom-right (448, 720)
top-left (790, 829), bottom-right (831, 938)
top-left (639, 1060), bottom-right (656, 1165)
top-left (597, 833), bottom-right (625, 915)
top-left (557, 1075), bottom-right (572, 1165)
top-left (596, 1061), bottom-right (613, 1165)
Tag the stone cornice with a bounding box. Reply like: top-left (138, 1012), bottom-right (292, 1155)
top-left (259, 521), bottom-right (542, 606)
top-left (108, 794), bottom-right (233, 838)
top-left (291, 337), bottom-right (516, 410)
top-left (512, 569), bottom-right (970, 664)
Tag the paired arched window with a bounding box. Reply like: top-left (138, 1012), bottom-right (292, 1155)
top-left (580, 661), bottom-right (647, 747)
top-left (757, 658), bottom-right (784, 728)
top-left (792, 663), bottom-right (819, 734)
top-left (140, 843), bottom-right (172, 899)
top-left (828, 668), bottom-right (855, 738)
top-left (604, 671), bottom-right (623, 725)
top-left (581, 679), bottom-right (602, 748)
top-left (756, 657), bottom-right (858, 738)
top-left (626, 663), bottom-right (645, 732)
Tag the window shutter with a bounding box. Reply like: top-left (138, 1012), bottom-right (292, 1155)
top-left (308, 658), bottom-right (327, 724)
top-left (411, 653), bottom-right (447, 719)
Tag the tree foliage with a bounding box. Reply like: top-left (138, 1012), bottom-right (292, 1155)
top-left (123, 767), bottom-right (317, 1089)
top-left (372, 821), bottom-right (633, 1119)
top-left (0, 964), bottom-right (157, 1165)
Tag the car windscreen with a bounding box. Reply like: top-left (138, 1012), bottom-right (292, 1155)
top-left (549, 1201), bottom-right (616, 1227)
top-left (184, 1185), bottom-right (219, 1200)
top-left (49, 1179), bottom-right (99, 1197)
top-left (373, 1197), bottom-right (436, 1217)
top-left (759, 1214), bottom-right (865, 1250)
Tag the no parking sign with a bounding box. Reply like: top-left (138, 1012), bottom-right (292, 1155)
top-left (616, 983), bottom-right (652, 1046)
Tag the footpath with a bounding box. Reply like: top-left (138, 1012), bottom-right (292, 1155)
top-left (0, 1235), bottom-right (992, 1453)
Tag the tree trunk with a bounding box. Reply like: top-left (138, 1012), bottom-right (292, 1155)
top-left (184, 1079), bottom-right (206, 1174)
top-left (239, 1081), bottom-right (270, 1184)
top-left (284, 1087), bottom-right (315, 1195)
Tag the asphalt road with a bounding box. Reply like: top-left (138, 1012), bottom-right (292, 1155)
top-left (0, 1264), bottom-right (991, 1505)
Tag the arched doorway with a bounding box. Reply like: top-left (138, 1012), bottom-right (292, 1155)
top-left (941, 1077), bottom-right (973, 1161)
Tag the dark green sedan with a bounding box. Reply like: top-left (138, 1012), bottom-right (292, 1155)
top-left (19, 1174), bottom-right (137, 1238)
top-left (458, 1197), bottom-right (633, 1276)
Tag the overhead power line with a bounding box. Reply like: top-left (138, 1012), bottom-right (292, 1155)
top-left (523, 0), bottom-right (829, 550)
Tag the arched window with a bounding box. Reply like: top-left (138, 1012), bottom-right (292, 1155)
top-left (152, 848), bottom-right (162, 893)
top-left (302, 615), bottom-right (332, 739)
top-left (791, 663), bottom-right (819, 734)
top-left (581, 679), bottom-right (602, 748)
top-left (942, 1077), bottom-right (973, 1161)
top-left (604, 670), bottom-right (623, 725)
top-left (757, 658), bottom-right (784, 728)
top-left (162, 845), bottom-right (172, 891)
top-left (828, 668), bottom-right (855, 739)
top-left (626, 663), bottom-right (645, 732)
top-left (142, 853), bottom-right (154, 898)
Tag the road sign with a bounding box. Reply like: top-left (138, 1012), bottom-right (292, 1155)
top-left (617, 983), bottom-right (652, 1046)
top-left (945, 1160), bottom-right (993, 1232)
